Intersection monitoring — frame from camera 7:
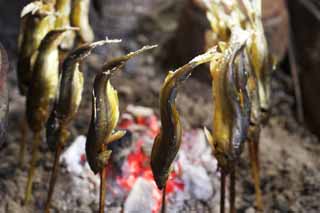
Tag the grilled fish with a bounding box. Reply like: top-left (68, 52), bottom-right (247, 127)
top-left (17, 1), bottom-right (56, 95)
top-left (151, 49), bottom-right (216, 189)
top-left (86, 45), bottom-right (157, 174)
top-left (26, 28), bottom-right (72, 132)
top-left (46, 39), bottom-right (119, 150)
top-left (205, 30), bottom-right (250, 171)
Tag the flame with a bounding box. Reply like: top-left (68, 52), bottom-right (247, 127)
top-left (116, 113), bottom-right (184, 212)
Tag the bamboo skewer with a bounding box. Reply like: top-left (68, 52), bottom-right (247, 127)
top-left (24, 131), bottom-right (41, 204)
top-left (45, 127), bottom-right (68, 212)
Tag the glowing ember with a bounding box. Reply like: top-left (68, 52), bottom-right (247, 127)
top-left (60, 105), bottom-right (218, 212)
top-left (116, 112), bottom-right (184, 213)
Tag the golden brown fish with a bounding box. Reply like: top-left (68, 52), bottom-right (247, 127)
top-left (243, 0), bottom-right (271, 114)
top-left (71, 0), bottom-right (94, 43)
top-left (204, 27), bottom-right (254, 213)
top-left (85, 45), bottom-right (156, 213)
top-left (46, 39), bottom-right (119, 150)
top-left (85, 45), bottom-right (157, 174)
top-left (17, 1), bottom-right (56, 95)
top-left (45, 39), bottom-right (120, 212)
top-left (205, 30), bottom-right (249, 170)
top-left (55, 0), bottom-right (76, 49)
top-left (86, 71), bottom-right (124, 173)
top-left (24, 28), bottom-right (74, 204)
top-left (26, 28), bottom-right (73, 132)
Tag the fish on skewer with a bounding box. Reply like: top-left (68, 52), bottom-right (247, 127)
top-left (44, 39), bottom-right (120, 212)
top-left (85, 45), bottom-right (157, 213)
top-left (204, 26), bottom-right (251, 213)
top-left (24, 28), bottom-right (75, 204)
top-left (151, 49), bottom-right (216, 212)
top-left (18, 1), bottom-right (56, 95)
top-left (17, 1), bottom-right (56, 166)
top-left (202, 0), bottom-right (270, 211)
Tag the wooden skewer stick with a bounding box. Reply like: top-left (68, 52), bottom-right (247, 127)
top-left (24, 131), bottom-right (41, 204)
top-left (220, 170), bottom-right (226, 213)
top-left (248, 138), bottom-right (263, 211)
top-left (229, 166), bottom-right (236, 213)
top-left (19, 116), bottom-right (28, 167)
top-left (45, 127), bottom-right (68, 212)
top-left (161, 183), bottom-right (167, 213)
top-left (99, 145), bottom-right (107, 213)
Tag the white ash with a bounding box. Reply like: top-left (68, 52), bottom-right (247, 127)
top-left (59, 114), bottom-right (220, 212)
top-left (124, 178), bottom-right (155, 213)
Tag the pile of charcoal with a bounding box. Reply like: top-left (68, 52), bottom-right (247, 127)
top-left (60, 105), bottom-right (220, 212)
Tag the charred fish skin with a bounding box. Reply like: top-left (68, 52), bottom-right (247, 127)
top-left (17, 2), bottom-right (56, 95)
top-left (71, 0), bottom-right (94, 43)
top-left (205, 27), bottom-right (251, 171)
top-left (26, 29), bottom-right (68, 132)
top-left (151, 50), bottom-right (216, 189)
top-left (227, 43), bottom-right (250, 159)
top-left (86, 71), bottom-right (119, 174)
top-left (151, 72), bottom-right (182, 190)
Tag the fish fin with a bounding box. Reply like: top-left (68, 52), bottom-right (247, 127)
top-left (21, 2), bottom-right (42, 18)
top-left (204, 127), bottom-right (214, 150)
top-left (107, 130), bottom-right (126, 144)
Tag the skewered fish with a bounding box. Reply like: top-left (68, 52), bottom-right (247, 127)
top-left (151, 49), bottom-right (216, 190)
top-left (17, 1), bottom-right (56, 95)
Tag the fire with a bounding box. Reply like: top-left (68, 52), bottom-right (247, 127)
top-left (61, 106), bottom-right (216, 212)
top-left (116, 113), bottom-right (185, 213)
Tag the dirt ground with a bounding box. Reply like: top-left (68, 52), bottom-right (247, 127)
top-left (1, 0), bottom-right (320, 212)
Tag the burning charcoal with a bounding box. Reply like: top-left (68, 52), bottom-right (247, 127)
top-left (0, 44), bottom-right (8, 147)
top-left (107, 131), bottom-right (133, 174)
top-left (124, 177), bottom-right (155, 213)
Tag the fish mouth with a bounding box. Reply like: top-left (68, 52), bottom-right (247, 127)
top-left (153, 175), bottom-right (167, 190)
top-left (151, 162), bottom-right (169, 190)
